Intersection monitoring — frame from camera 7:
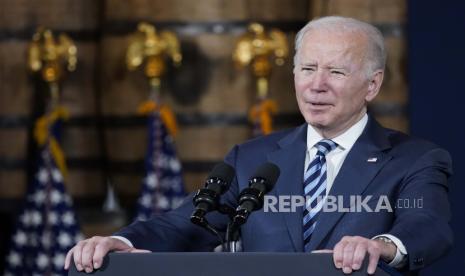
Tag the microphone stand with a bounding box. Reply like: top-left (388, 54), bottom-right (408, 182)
top-left (191, 203), bottom-right (238, 252)
top-left (225, 222), bottom-right (241, 252)
top-left (219, 205), bottom-right (241, 252)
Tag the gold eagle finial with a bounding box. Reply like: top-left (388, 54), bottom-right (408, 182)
top-left (28, 27), bottom-right (77, 83)
top-left (233, 22), bottom-right (288, 77)
top-left (126, 22), bottom-right (182, 80)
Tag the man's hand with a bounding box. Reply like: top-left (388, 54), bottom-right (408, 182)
top-left (64, 236), bottom-right (150, 273)
top-left (333, 236), bottom-right (396, 275)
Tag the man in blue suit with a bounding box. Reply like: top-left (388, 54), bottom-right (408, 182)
top-left (65, 16), bottom-right (452, 274)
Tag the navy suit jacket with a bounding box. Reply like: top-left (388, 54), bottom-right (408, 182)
top-left (116, 116), bottom-right (453, 272)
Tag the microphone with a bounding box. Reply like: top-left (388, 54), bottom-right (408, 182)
top-left (233, 162), bottom-right (280, 227)
top-left (190, 162), bottom-right (235, 226)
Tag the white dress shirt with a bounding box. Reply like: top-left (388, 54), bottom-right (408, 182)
top-left (305, 114), bottom-right (368, 195)
top-left (305, 113), bottom-right (407, 267)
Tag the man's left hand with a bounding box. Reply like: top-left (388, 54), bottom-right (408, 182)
top-left (332, 235), bottom-right (397, 274)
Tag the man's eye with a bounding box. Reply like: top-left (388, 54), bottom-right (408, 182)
top-left (302, 67), bottom-right (315, 72)
top-left (331, 70), bottom-right (345, 76)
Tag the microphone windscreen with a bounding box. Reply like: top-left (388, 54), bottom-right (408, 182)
top-left (252, 162), bottom-right (280, 190)
top-left (208, 162), bottom-right (235, 184)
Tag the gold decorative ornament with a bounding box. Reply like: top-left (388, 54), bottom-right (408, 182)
top-left (27, 27), bottom-right (75, 177)
top-left (28, 27), bottom-right (77, 107)
top-left (233, 23), bottom-right (288, 135)
top-left (127, 22), bottom-right (182, 137)
top-left (28, 27), bottom-right (77, 83)
top-left (233, 23), bottom-right (288, 97)
top-left (126, 22), bottom-right (182, 82)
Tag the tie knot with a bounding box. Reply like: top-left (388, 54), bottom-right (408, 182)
top-left (315, 139), bottom-right (337, 156)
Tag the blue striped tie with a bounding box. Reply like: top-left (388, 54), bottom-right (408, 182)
top-left (303, 139), bottom-right (337, 252)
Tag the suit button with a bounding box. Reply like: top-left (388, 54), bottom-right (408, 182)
top-left (413, 258), bottom-right (424, 266)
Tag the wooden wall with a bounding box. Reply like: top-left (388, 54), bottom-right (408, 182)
top-left (0, 0), bottom-right (407, 249)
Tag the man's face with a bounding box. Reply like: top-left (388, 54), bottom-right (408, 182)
top-left (294, 29), bottom-right (382, 137)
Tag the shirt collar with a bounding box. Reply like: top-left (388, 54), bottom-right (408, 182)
top-left (306, 113), bottom-right (368, 151)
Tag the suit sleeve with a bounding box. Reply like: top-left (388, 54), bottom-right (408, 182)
top-left (113, 145), bottom-right (240, 252)
top-left (387, 148), bottom-right (453, 270)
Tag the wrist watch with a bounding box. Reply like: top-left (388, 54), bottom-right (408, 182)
top-left (372, 235), bottom-right (407, 267)
top-left (375, 236), bottom-right (393, 245)
top-left (375, 236), bottom-right (396, 262)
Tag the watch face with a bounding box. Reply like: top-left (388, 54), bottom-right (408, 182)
top-left (377, 237), bottom-right (392, 243)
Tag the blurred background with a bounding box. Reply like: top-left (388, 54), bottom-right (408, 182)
top-left (0, 0), bottom-right (463, 275)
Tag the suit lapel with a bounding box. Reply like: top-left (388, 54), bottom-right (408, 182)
top-left (306, 117), bottom-right (393, 251)
top-left (267, 124), bottom-right (307, 252)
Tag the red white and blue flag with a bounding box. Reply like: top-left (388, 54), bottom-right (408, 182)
top-left (4, 111), bottom-right (83, 276)
top-left (135, 111), bottom-right (186, 221)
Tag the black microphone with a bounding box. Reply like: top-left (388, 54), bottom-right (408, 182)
top-left (233, 162), bottom-right (280, 227)
top-left (190, 162), bottom-right (235, 226)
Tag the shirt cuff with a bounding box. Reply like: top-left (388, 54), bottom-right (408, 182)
top-left (110, 236), bottom-right (134, 248)
top-left (372, 234), bottom-right (407, 268)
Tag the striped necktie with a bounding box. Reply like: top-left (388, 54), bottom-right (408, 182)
top-left (303, 139), bottom-right (337, 252)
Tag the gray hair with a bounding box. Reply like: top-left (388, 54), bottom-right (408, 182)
top-left (294, 16), bottom-right (386, 76)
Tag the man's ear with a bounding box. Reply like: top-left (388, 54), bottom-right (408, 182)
top-left (365, 70), bottom-right (384, 102)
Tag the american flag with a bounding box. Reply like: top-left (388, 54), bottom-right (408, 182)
top-left (135, 112), bottom-right (186, 221)
top-left (3, 117), bottom-right (83, 276)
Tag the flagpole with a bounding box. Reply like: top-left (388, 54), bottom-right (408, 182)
top-left (3, 27), bottom-right (82, 276)
top-left (232, 23), bottom-right (288, 136)
top-left (127, 22), bottom-right (186, 220)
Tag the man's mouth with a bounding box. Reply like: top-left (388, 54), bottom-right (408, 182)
top-left (309, 102), bottom-right (332, 107)
top-left (306, 102), bottom-right (333, 113)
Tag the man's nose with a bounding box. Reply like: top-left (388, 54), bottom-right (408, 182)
top-left (310, 71), bottom-right (328, 92)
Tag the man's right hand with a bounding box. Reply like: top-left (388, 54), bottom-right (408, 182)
top-left (64, 236), bottom-right (150, 273)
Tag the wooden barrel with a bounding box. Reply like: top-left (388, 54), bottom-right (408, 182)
top-left (309, 0), bottom-right (408, 132)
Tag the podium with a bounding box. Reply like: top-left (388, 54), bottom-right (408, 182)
top-left (68, 252), bottom-right (395, 276)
